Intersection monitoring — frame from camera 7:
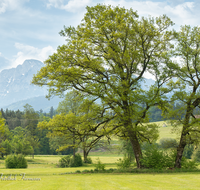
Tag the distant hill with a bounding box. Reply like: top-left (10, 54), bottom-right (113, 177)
top-left (2, 95), bottom-right (63, 112)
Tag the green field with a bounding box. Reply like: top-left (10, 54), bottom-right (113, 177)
top-left (1, 154), bottom-right (200, 190)
top-left (1, 121), bottom-right (198, 190)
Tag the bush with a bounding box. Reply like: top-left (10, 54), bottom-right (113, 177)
top-left (159, 138), bottom-right (178, 149)
top-left (84, 157), bottom-right (92, 164)
top-left (58, 155), bottom-right (71, 168)
top-left (141, 144), bottom-right (174, 169)
top-left (5, 154), bottom-right (27, 168)
top-left (58, 154), bottom-right (83, 168)
top-left (69, 154), bottom-right (83, 167)
top-left (95, 158), bottom-right (105, 171)
top-left (117, 156), bottom-right (132, 169)
top-left (181, 156), bottom-right (198, 169)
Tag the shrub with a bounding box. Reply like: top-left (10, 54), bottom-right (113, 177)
top-left (141, 144), bottom-right (174, 169)
top-left (5, 154), bottom-right (27, 168)
top-left (69, 154), bottom-right (83, 167)
top-left (181, 156), bottom-right (198, 169)
top-left (84, 157), bottom-right (92, 164)
top-left (95, 158), bottom-right (105, 171)
top-left (58, 155), bottom-right (71, 168)
top-left (58, 154), bottom-right (83, 168)
top-left (117, 156), bottom-right (132, 169)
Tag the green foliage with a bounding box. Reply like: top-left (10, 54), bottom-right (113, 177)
top-left (1, 139), bottom-right (11, 156)
top-left (58, 154), bottom-right (83, 168)
top-left (181, 156), bottom-right (198, 169)
top-left (159, 138), bottom-right (178, 149)
top-left (94, 158), bottom-right (105, 171)
top-left (166, 25), bottom-right (200, 168)
top-left (70, 154), bottom-right (83, 167)
top-left (183, 144), bottom-right (194, 159)
top-left (58, 155), bottom-right (71, 168)
top-left (117, 156), bottom-right (132, 169)
top-left (192, 146), bottom-right (200, 162)
top-left (5, 154), bottom-right (27, 168)
top-left (149, 106), bottom-right (164, 122)
top-left (32, 4), bottom-right (174, 168)
top-left (38, 90), bottom-right (113, 162)
top-left (11, 127), bottom-right (34, 156)
top-left (84, 157), bottom-right (92, 164)
top-left (23, 104), bottom-right (40, 158)
top-left (0, 112), bottom-right (9, 156)
top-left (120, 140), bottom-right (134, 161)
top-left (141, 144), bottom-right (174, 169)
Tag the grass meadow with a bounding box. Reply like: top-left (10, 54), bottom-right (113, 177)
top-left (0, 121), bottom-right (200, 190)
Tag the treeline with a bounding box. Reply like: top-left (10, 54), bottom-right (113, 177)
top-left (0, 105), bottom-right (73, 158)
top-left (0, 102), bottom-right (165, 159)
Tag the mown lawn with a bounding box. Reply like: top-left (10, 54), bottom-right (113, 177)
top-left (0, 122), bottom-right (198, 190)
top-left (0, 154), bottom-right (200, 190)
top-left (1, 172), bottom-right (200, 190)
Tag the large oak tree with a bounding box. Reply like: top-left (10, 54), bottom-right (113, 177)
top-left (32, 5), bottom-right (174, 168)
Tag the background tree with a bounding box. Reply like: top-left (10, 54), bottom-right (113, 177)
top-left (22, 104), bottom-right (39, 158)
top-left (32, 5), bottom-right (174, 168)
top-left (0, 112), bottom-right (10, 158)
top-left (38, 90), bottom-right (116, 162)
top-left (10, 126), bottom-right (33, 156)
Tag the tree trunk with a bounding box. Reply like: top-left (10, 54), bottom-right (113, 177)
top-left (128, 129), bottom-right (143, 169)
top-left (174, 132), bottom-right (187, 168)
top-left (83, 149), bottom-right (89, 163)
top-left (73, 132), bottom-right (75, 160)
top-left (175, 106), bottom-right (192, 168)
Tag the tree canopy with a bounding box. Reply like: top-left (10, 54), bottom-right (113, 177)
top-left (166, 25), bottom-right (200, 168)
top-left (32, 4), bottom-right (174, 168)
top-left (38, 90), bottom-right (115, 162)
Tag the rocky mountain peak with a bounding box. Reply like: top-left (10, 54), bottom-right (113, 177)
top-left (0, 59), bottom-right (47, 108)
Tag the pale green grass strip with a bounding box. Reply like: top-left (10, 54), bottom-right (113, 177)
top-left (0, 173), bottom-right (200, 190)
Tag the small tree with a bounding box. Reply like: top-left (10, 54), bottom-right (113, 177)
top-left (22, 104), bottom-right (39, 158)
top-left (0, 112), bottom-right (10, 158)
top-left (38, 93), bottom-right (115, 162)
top-left (11, 127), bottom-right (34, 156)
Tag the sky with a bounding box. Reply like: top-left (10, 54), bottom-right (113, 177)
top-left (0, 0), bottom-right (199, 72)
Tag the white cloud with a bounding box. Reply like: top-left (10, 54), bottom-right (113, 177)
top-left (101, 0), bottom-right (196, 28)
top-left (47, 0), bottom-right (91, 12)
top-left (12, 43), bottom-right (55, 67)
top-left (0, 0), bottom-right (29, 14)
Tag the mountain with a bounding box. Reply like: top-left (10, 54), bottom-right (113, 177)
top-left (2, 95), bottom-right (62, 112)
top-left (0, 56), bottom-right (12, 72)
top-left (0, 59), bottom-right (62, 111)
top-left (0, 58), bottom-right (160, 112)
